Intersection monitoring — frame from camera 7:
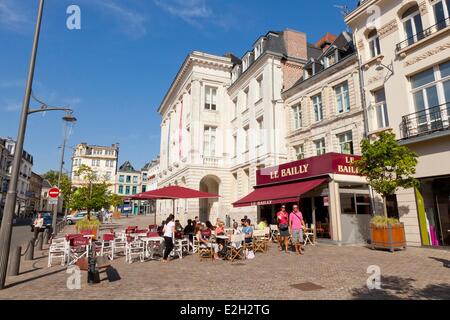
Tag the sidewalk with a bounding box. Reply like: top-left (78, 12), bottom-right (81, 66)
top-left (0, 215), bottom-right (449, 300)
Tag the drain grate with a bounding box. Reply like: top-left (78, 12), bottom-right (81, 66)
top-left (291, 282), bottom-right (324, 291)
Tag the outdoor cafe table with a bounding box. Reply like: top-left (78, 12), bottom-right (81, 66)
top-left (140, 237), bottom-right (165, 259)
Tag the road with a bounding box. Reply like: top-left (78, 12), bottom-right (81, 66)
top-left (11, 225), bottom-right (34, 250)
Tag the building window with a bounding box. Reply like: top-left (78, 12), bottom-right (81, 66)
top-left (205, 86), bottom-right (217, 111)
top-left (256, 76), bottom-right (263, 101)
top-left (233, 135), bottom-right (237, 158)
top-left (142, 173), bottom-right (148, 181)
top-left (373, 88), bottom-right (389, 129)
top-left (244, 126), bottom-right (249, 152)
top-left (118, 185), bottom-right (124, 194)
top-left (233, 98), bottom-right (238, 119)
top-left (337, 131), bottom-right (354, 155)
top-left (119, 175), bottom-right (124, 183)
top-left (433, 0), bottom-right (450, 29)
top-left (312, 94), bottom-right (324, 122)
top-left (368, 29), bottom-right (381, 58)
top-left (293, 104), bottom-right (302, 129)
top-left (325, 51), bottom-right (336, 68)
top-left (294, 145), bottom-right (305, 160)
top-left (142, 185), bottom-right (147, 193)
top-left (105, 172), bottom-right (112, 180)
top-left (257, 117), bottom-right (264, 146)
top-left (244, 88), bottom-right (250, 111)
top-left (132, 186), bottom-right (137, 195)
top-left (126, 176), bottom-right (131, 183)
top-left (133, 176), bottom-right (138, 184)
top-left (315, 138), bottom-right (326, 156)
top-left (401, 5), bottom-right (424, 46)
top-left (335, 82), bottom-right (350, 114)
top-left (410, 61), bottom-right (450, 127)
top-left (203, 126), bottom-right (216, 157)
top-left (125, 186), bottom-right (130, 195)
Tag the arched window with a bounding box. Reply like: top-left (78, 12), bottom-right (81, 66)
top-left (401, 4), bottom-right (424, 45)
top-left (367, 29), bottom-right (381, 58)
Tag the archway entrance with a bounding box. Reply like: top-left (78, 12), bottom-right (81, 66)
top-left (199, 175), bottom-right (220, 222)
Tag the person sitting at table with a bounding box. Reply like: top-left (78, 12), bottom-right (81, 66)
top-left (232, 221), bottom-right (242, 235)
top-left (242, 219), bottom-right (254, 245)
top-left (205, 220), bottom-right (216, 233)
top-left (257, 219), bottom-right (268, 230)
top-left (196, 223), bottom-right (220, 260)
top-left (183, 219), bottom-right (195, 240)
top-left (175, 220), bottom-right (183, 232)
top-left (215, 221), bottom-right (225, 235)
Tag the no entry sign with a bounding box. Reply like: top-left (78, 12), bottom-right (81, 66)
top-left (48, 187), bottom-right (60, 199)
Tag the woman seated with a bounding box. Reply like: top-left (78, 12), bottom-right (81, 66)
top-left (183, 219), bottom-right (195, 242)
top-left (196, 222), bottom-right (220, 260)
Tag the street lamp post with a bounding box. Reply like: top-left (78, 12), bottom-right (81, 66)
top-left (52, 114), bottom-right (77, 235)
top-left (0, 0), bottom-right (45, 290)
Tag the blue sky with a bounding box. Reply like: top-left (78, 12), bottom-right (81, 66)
top-left (0, 0), bottom-right (354, 174)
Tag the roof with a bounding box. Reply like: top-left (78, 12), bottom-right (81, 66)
top-left (119, 161), bottom-right (139, 173)
top-left (286, 31), bottom-right (355, 91)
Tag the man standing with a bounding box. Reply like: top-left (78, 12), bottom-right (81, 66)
top-left (289, 204), bottom-right (306, 255)
top-left (276, 205), bottom-right (290, 253)
top-left (32, 213), bottom-right (44, 243)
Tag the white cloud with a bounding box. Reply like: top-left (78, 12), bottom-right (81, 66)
top-left (153, 0), bottom-right (212, 26)
top-left (93, 0), bottom-right (147, 38)
top-left (0, 0), bottom-right (30, 32)
top-left (3, 100), bottom-right (21, 112)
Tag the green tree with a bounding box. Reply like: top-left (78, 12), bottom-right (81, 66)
top-left (68, 165), bottom-right (112, 219)
top-left (42, 170), bottom-right (73, 208)
top-left (108, 193), bottom-right (123, 210)
top-left (355, 131), bottom-right (419, 217)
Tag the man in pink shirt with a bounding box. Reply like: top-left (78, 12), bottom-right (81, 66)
top-left (289, 204), bottom-right (306, 255)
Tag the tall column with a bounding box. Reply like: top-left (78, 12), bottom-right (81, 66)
top-left (328, 180), bottom-right (342, 242)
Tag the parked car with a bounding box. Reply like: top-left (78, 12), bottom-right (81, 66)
top-left (30, 212), bottom-right (53, 232)
top-left (66, 211), bottom-right (100, 225)
top-left (66, 212), bottom-right (87, 225)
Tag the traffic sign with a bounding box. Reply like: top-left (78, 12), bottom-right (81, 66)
top-left (48, 198), bottom-right (58, 205)
top-left (48, 187), bottom-right (60, 199)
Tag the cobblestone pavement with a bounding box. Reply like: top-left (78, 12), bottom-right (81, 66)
top-left (1, 216), bottom-right (449, 300)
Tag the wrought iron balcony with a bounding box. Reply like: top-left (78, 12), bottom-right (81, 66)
top-left (401, 103), bottom-right (450, 139)
top-left (396, 17), bottom-right (450, 52)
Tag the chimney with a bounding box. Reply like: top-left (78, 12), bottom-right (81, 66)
top-left (283, 29), bottom-right (308, 60)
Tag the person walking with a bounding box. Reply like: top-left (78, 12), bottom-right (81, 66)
top-left (32, 213), bottom-right (44, 243)
top-left (162, 214), bottom-right (175, 263)
top-left (289, 204), bottom-right (306, 255)
top-left (277, 205), bottom-right (290, 253)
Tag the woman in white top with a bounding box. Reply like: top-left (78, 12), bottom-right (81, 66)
top-left (162, 214), bottom-right (175, 263)
top-left (33, 213), bottom-right (44, 242)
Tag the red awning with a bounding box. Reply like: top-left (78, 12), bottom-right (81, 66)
top-left (233, 178), bottom-right (328, 208)
top-left (130, 186), bottom-right (220, 200)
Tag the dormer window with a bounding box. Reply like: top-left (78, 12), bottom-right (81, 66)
top-left (254, 38), bottom-right (266, 59)
top-left (324, 50), bottom-right (337, 68)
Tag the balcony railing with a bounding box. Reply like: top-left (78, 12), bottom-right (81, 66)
top-left (203, 156), bottom-right (219, 168)
top-left (396, 17), bottom-right (450, 52)
top-left (401, 103), bottom-right (450, 139)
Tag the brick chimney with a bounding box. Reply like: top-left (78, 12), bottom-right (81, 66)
top-left (283, 29), bottom-right (308, 60)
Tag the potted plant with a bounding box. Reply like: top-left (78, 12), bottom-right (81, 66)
top-left (76, 217), bottom-right (101, 240)
top-left (369, 216), bottom-right (406, 252)
top-left (355, 131), bottom-right (419, 252)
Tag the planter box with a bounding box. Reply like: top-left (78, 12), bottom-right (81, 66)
top-left (370, 223), bottom-right (407, 252)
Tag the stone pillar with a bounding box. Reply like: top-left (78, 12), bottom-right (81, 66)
top-left (328, 180), bottom-right (342, 242)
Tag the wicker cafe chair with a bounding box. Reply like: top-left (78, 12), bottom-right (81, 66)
top-left (227, 234), bottom-right (244, 262)
top-left (198, 242), bottom-right (213, 261)
top-left (252, 229), bottom-right (267, 253)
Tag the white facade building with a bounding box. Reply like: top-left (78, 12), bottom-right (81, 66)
top-left (157, 29), bottom-right (313, 225)
top-left (71, 143), bottom-right (119, 192)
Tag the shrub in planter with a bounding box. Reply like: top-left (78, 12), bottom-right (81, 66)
top-left (370, 216), bottom-right (406, 252)
top-left (76, 217), bottom-right (101, 240)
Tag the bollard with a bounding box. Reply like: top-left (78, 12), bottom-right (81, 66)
top-left (37, 233), bottom-right (44, 251)
top-left (25, 240), bottom-right (34, 261)
top-left (43, 229), bottom-right (50, 245)
top-left (8, 246), bottom-right (21, 276)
